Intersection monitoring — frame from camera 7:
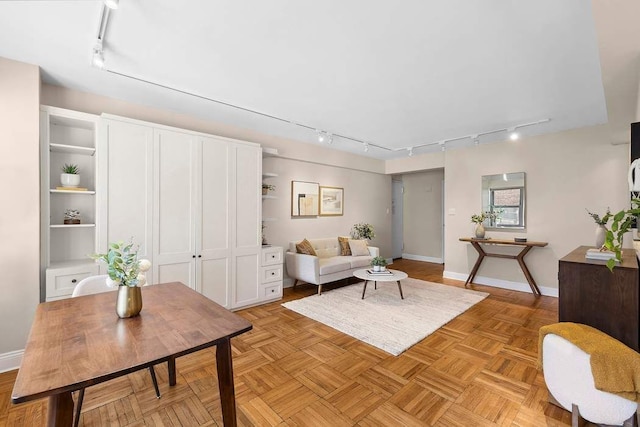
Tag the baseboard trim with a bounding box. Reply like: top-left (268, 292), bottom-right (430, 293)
top-left (402, 253), bottom-right (444, 264)
top-left (0, 349), bottom-right (22, 373)
top-left (443, 270), bottom-right (558, 297)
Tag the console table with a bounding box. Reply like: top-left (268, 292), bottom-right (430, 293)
top-left (459, 237), bottom-right (548, 296)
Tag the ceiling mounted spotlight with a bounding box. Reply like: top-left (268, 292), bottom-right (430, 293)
top-left (439, 141), bottom-right (446, 152)
top-left (327, 133), bottom-right (333, 144)
top-left (508, 127), bottom-right (519, 141)
top-left (364, 143), bottom-right (369, 152)
top-left (104, 0), bottom-right (119, 9)
top-left (471, 134), bottom-right (479, 146)
top-left (408, 147), bottom-right (413, 157)
top-left (91, 41), bottom-right (105, 68)
top-left (316, 130), bottom-right (325, 143)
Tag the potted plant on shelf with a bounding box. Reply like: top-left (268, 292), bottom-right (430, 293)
top-left (371, 256), bottom-right (387, 272)
top-left (60, 163), bottom-right (80, 188)
top-left (351, 223), bottom-right (375, 240)
top-left (262, 184), bottom-right (276, 195)
top-left (91, 241), bottom-right (152, 318)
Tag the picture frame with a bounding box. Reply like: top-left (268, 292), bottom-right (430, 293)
top-left (291, 181), bottom-right (319, 217)
top-left (319, 186), bottom-right (344, 216)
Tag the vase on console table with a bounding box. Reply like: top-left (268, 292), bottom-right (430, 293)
top-left (475, 224), bottom-right (486, 239)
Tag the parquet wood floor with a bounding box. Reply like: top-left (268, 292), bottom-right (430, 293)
top-left (1, 259), bottom-right (582, 426)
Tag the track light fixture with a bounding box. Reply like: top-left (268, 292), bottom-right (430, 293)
top-left (364, 143), bottom-right (369, 152)
top-left (408, 147), bottom-right (413, 157)
top-left (316, 130), bottom-right (326, 143)
top-left (327, 133), bottom-right (333, 144)
top-left (508, 127), bottom-right (519, 141)
top-left (471, 134), bottom-right (479, 146)
top-left (104, 0), bottom-right (119, 9)
top-left (91, 41), bottom-right (105, 69)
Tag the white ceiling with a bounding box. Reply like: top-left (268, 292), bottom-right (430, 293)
top-left (0, 1), bottom-right (633, 159)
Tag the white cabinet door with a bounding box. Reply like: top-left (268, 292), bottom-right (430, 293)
top-left (231, 143), bottom-right (261, 308)
top-left (99, 118), bottom-right (154, 284)
top-left (198, 136), bottom-right (232, 308)
top-left (153, 129), bottom-right (198, 289)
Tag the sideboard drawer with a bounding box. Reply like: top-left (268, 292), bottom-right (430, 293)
top-left (46, 264), bottom-right (100, 301)
top-left (261, 247), bottom-right (283, 266)
top-left (261, 265), bottom-right (283, 284)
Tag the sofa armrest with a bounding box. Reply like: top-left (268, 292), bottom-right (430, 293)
top-left (367, 246), bottom-right (380, 257)
top-left (285, 252), bottom-right (320, 285)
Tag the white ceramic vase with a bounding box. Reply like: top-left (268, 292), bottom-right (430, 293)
top-left (373, 265), bottom-right (381, 272)
top-left (595, 224), bottom-right (607, 248)
top-left (475, 223), bottom-right (486, 239)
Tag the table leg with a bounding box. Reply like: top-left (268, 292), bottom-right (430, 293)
top-left (516, 246), bottom-right (541, 296)
top-left (361, 280), bottom-right (368, 299)
top-left (216, 338), bottom-right (238, 427)
top-left (168, 356), bottom-right (177, 386)
top-left (465, 242), bottom-right (486, 287)
top-left (397, 281), bottom-right (404, 299)
top-left (47, 391), bottom-right (74, 427)
top-left (374, 281), bottom-right (377, 290)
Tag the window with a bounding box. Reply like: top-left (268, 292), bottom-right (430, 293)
top-left (490, 187), bottom-right (524, 227)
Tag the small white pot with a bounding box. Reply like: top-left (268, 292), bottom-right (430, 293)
top-left (372, 265), bottom-right (381, 272)
top-left (60, 173), bottom-right (80, 187)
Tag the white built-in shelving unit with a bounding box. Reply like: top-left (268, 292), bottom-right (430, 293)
top-left (40, 106), bottom-right (101, 301)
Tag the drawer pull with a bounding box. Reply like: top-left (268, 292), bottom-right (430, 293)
top-left (270, 289), bottom-right (275, 293)
top-left (271, 272), bottom-right (275, 275)
top-left (71, 279), bottom-right (77, 283)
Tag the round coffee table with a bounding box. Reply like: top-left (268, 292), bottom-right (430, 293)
top-left (353, 268), bottom-right (408, 299)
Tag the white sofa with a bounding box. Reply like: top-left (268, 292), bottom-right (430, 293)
top-left (285, 237), bottom-right (379, 295)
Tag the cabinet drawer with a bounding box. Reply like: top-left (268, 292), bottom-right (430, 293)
top-left (261, 247), bottom-right (283, 266)
top-left (261, 265), bottom-right (283, 284)
top-left (46, 264), bottom-right (100, 300)
top-left (263, 283), bottom-right (282, 299)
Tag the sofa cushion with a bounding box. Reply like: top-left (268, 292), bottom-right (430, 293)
top-left (349, 256), bottom-right (373, 269)
top-left (296, 238), bottom-right (317, 256)
top-left (349, 239), bottom-right (370, 256)
top-left (318, 257), bottom-right (352, 275)
top-left (338, 236), bottom-right (352, 256)
top-left (310, 238), bottom-right (340, 258)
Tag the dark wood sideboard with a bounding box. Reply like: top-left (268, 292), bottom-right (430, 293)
top-left (558, 246), bottom-right (640, 351)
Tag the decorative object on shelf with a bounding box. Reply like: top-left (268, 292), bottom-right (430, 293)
top-left (262, 183), bottom-right (275, 195)
top-left (602, 198), bottom-right (640, 270)
top-left (351, 223), bottom-right (375, 240)
top-left (586, 208), bottom-right (611, 249)
top-left (261, 222), bottom-right (267, 245)
top-left (470, 211), bottom-right (501, 239)
top-left (63, 209), bottom-right (81, 225)
top-left (60, 163), bottom-right (80, 188)
top-left (291, 181), bottom-right (319, 217)
top-left (319, 186), bottom-right (344, 216)
top-left (370, 256), bottom-right (388, 272)
top-left (90, 241), bottom-right (151, 318)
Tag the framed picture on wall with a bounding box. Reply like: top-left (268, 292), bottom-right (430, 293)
top-left (291, 181), bottom-right (319, 217)
top-left (319, 186), bottom-right (344, 216)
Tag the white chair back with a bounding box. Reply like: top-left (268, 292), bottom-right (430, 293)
top-left (71, 275), bottom-right (115, 298)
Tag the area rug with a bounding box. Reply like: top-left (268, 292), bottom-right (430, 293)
top-left (282, 278), bottom-right (489, 356)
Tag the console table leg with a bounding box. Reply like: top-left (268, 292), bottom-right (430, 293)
top-left (516, 246), bottom-right (541, 296)
top-left (465, 242), bottom-right (486, 287)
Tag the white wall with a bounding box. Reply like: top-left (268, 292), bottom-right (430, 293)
top-left (401, 169), bottom-right (444, 262)
top-left (0, 57), bottom-right (40, 366)
top-left (443, 124), bottom-right (629, 295)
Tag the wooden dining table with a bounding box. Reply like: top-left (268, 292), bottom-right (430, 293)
top-left (11, 282), bottom-right (252, 427)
